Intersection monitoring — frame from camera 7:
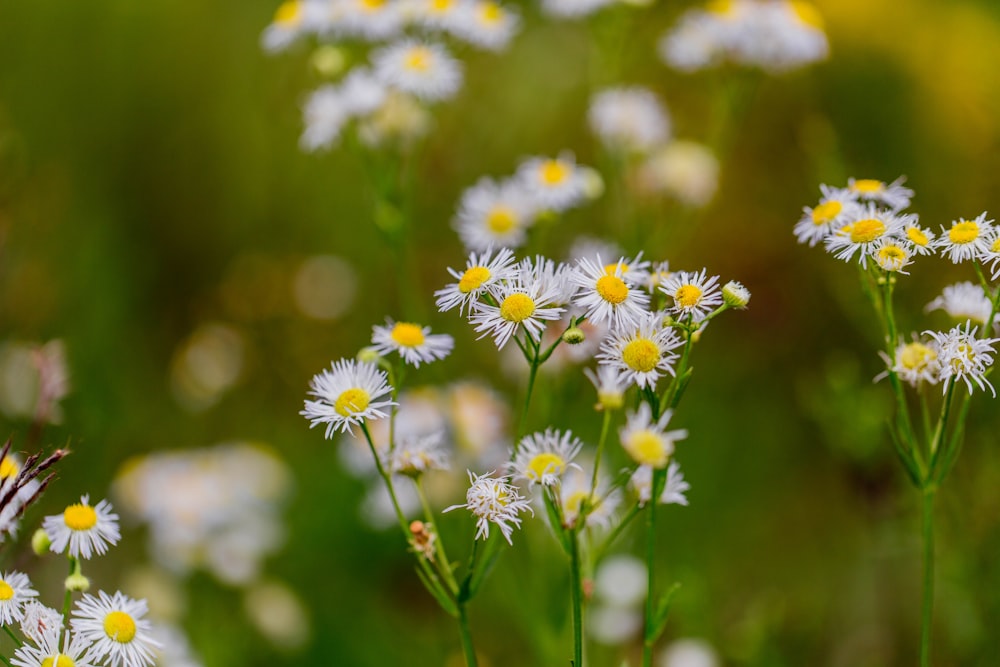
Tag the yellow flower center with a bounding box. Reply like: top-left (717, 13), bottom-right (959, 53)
top-left (458, 266), bottom-right (491, 293)
top-left (274, 0), bottom-right (301, 25)
top-left (40, 656), bottom-right (75, 667)
top-left (604, 263), bottom-right (630, 274)
top-left (526, 453), bottom-right (566, 481)
top-left (811, 200), bottom-right (841, 225)
top-left (0, 457), bottom-right (19, 479)
top-left (850, 179), bottom-right (884, 194)
top-left (949, 221), bottom-right (979, 245)
top-left (0, 581), bottom-right (14, 601)
top-left (486, 206), bottom-right (517, 233)
top-left (907, 227), bottom-right (929, 246)
top-left (361, 0), bottom-right (385, 9)
top-left (64, 504), bottom-right (98, 531)
top-left (789, 1), bottom-right (824, 29)
top-left (103, 611), bottom-right (137, 644)
top-left (539, 160), bottom-right (569, 186)
top-left (479, 1), bottom-right (503, 23)
top-left (899, 343), bottom-right (935, 371)
top-left (674, 284), bottom-right (703, 309)
top-left (849, 218), bottom-right (885, 244)
top-left (499, 293), bottom-right (536, 323)
top-left (334, 387), bottom-right (371, 417)
top-left (877, 245), bottom-right (906, 269)
top-left (430, 0), bottom-right (453, 11)
top-left (622, 338), bottom-right (660, 373)
top-left (390, 322), bottom-right (425, 348)
top-left (706, 0), bottom-right (734, 17)
top-left (564, 490), bottom-right (590, 515)
top-left (596, 275), bottom-right (629, 305)
top-left (627, 430), bottom-right (668, 467)
top-left (991, 238), bottom-right (1000, 253)
top-left (404, 47), bottom-right (431, 72)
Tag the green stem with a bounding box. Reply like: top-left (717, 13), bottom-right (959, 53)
top-left (594, 504), bottom-right (641, 564)
top-left (0, 652), bottom-right (11, 667)
top-left (588, 410), bottom-right (613, 507)
top-left (360, 423), bottom-right (409, 533)
top-left (642, 468), bottom-right (667, 667)
top-left (570, 530), bottom-right (584, 667)
top-left (458, 603), bottom-right (478, 667)
top-left (920, 487), bottom-right (936, 667)
top-left (61, 556), bottom-right (77, 618)
top-left (2, 625), bottom-right (20, 648)
top-left (416, 479), bottom-right (459, 594)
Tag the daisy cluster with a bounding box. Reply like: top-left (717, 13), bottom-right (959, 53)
top-left (795, 177), bottom-right (1000, 395)
top-left (113, 443), bottom-right (293, 585)
top-left (660, 0), bottom-right (828, 73)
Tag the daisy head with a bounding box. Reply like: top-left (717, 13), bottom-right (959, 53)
top-left (435, 246), bottom-right (517, 316)
top-left (42, 495), bottom-right (120, 560)
top-left (660, 269), bottom-right (723, 322)
top-left (588, 86), bottom-right (671, 154)
top-left (931, 212), bottom-right (996, 264)
top-left (515, 154), bottom-right (590, 213)
top-left (630, 461), bottom-right (690, 508)
top-left (597, 312), bottom-right (682, 389)
top-left (444, 470), bottom-right (533, 545)
top-left (558, 464), bottom-right (619, 530)
top-left (453, 177), bottom-right (538, 252)
top-left (371, 319), bottom-right (454, 367)
top-left (508, 428), bottom-right (583, 487)
top-left (569, 256), bottom-right (651, 331)
top-left (469, 269), bottom-right (566, 349)
top-left (984, 236), bottom-right (1000, 280)
top-left (300, 359), bottom-right (396, 437)
top-left (619, 404), bottom-right (687, 469)
top-left (881, 337), bottom-right (941, 388)
top-left (335, 0), bottom-right (406, 40)
top-left (925, 323), bottom-right (1000, 396)
top-left (372, 39), bottom-right (463, 102)
top-left (793, 184), bottom-right (862, 247)
top-left (925, 282), bottom-right (994, 326)
top-left (845, 176), bottom-right (913, 210)
top-left (19, 602), bottom-right (63, 646)
top-left (870, 238), bottom-right (914, 274)
top-left (584, 365), bottom-right (631, 410)
top-left (451, 0), bottom-right (520, 51)
top-left (71, 591), bottom-right (159, 667)
top-left (388, 432), bottom-right (450, 477)
top-left (823, 204), bottom-right (910, 267)
top-left (0, 571), bottom-right (38, 627)
top-left (11, 624), bottom-right (96, 667)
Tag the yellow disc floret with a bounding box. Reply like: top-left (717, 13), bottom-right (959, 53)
top-left (949, 221), bottom-right (979, 245)
top-left (458, 266), bottom-right (491, 293)
top-left (789, 1), bottom-right (824, 29)
top-left (626, 430), bottom-right (669, 467)
top-left (526, 453), bottom-right (566, 481)
top-left (674, 284), bottom-right (703, 309)
top-left (0, 580), bottom-right (14, 601)
top-left (849, 218), bottom-right (885, 244)
top-left (622, 339), bottom-right (660, 373)
top-left (907, 227), bottom-right (929, 246)
top-left (877, 245), bottom-right (907, 270)
top-left (811, 200), bottom-right (842, 225)
top-left (103, 611), bottom-right (137, 643)
top-left (40, 656), bottom-right (75, 667)
top-left (404, 47), bottom-right (431, 72)
top-left (64, 504), bottom-right (98, 531)
top-left (335, 388), bottom-right (371, 417)
top-left (390, 322), bottom-right (425, 348)
top-left (899, 343), bottom-right (936, 371)
top-left (539, 160), bottom-right (569, 186)
top-left (596, 275), bottom-right (629, 304)
top-left (273, 0), bottom-right (301, 25)
top-left (486, 207), bottom-right (517, 233)
top-left (479, 1), bottom-right (503, 23)
top-left (0, 457), bottom-right (19, 479)
top-left (500, 293), bottom-right (536, 323)
top-left (850, 179), bottom-right (884, 194)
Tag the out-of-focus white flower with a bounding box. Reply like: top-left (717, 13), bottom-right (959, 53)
top-left (594, 554), bottom-right (647, 608)
top-left (372, 40), bottom-right (463, 101)
top-left (630, 461), bottom-right (690, 507)
top-left (451, 0), bottom-right (519, 51)
top-left (515, 154), bottom-right (591, 213)
top-left (589, 87), bottom-right (671, 154)
top-left (356, 91), bottom-right (432, 146)
top-left (243, 580), bottom-right (311, 651)
top-left (453, 178), bottom-right (538, 252)
top-left (541, 0), bottom-right (615, 19)
top-left (389, 432), bottom-right (451, 477)
top-left (637, 141), bottom-right (719, 207)
top-left (879, 337), bottom-right (941, 388)
top-left (619, 404), bottom-right (687, 469)
top-left (333, 0), bottom-right (406, 40)
top-left (658, 638), bottom-right (720, 667)
top-left (926, 282), bottom-right (995, 326)
top-left (845, 176), bottom-right (913, 211)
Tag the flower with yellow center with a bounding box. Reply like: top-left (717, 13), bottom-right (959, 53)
top-left (444, 471), bottom-right (533, 544)
top-left (470, 271), bottom-right (566, 349)
top-left (454, 177), bottom-right (537, 252)
top-left (558, 465), bottom-right (620, 530)
top-left (630, 461), bottom-right (690, 508)
top-left (372, 40), bottom-right (463, 102)
top-left (925, 323), bottom-right (1000, 396)
top-left (42, 495), bottom-right (120, 560)
top-left (509, 429), bottom-right (583, 486)
top-left (825, 204), bottom-right (910, 266)
top-left (926, 282), bottom-right (993, 326)
top-left (661, 269), bottom-right (723, 321)
top-left (301, 358), bottom-right (396, 437)
top-left (448, 0), bottom-right (520, 51)
top-left (794, 185), bottom-right (861, 246)
top-left (389, 432), bottom-right (450, 477)
top-left (0, 571), bottom-right (38, 627)
top-left (845, 176), bottom-right (913, 210)
top-left (71, 591), bottom-right (160, 667)
top-left (436, 247), bottom-right (517, 316)
top-left (516, 154), bottom-right (589, 212)
top-left (871, 239), bottom-right (913, 274)
top-left (12, 624), bottom-right (95, 667)
top-left (570, 256), bottom-right (650, 330)
top-left (372, 319), bottom-right (454, 367)
top-left (932, 212), bottom-right (995, 263)
top-left (598, 312), bottom-right (681, 389)
top-left (620, 404), bottom-right (687, 469)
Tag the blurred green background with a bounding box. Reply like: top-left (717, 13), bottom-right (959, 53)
top-left (2, 0), bottom-right (1000, 665)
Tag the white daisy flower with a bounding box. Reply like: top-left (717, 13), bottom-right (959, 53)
top-left (740, 0), bottom-right (827, 72)
top-left (299, 85), bottom-right (349, 152)
top-left (598, 312), bottom-right (682, 389)
top-left (540, 0), bottom-right (614, 19)
top-left (926, 282), bottom-right (995, 326)
top-left (657, 10), bottom-right (730, 73)
top-left (660, 269), bottom-right (723, 322)
top-left (444, 470), bottom-right (533, 544)
top-left (570, 256), bottom-right (651, 331)
top-left (870, 238), bottom-right (914, 274)
top-left (71, 591), bottom-right (160, 667)
top-left (451, 0), bottom-right (519, 51)
top-left (931, 212), bottom-right (996, 264)
top-left (638, 260), bottom-right (673, 294)
top-left (388, 432), bottom-right (450, 477)
top-left (0, 571), bottom-right (38, 627)
top-left (793, 184), bottom-right (863, 247)
top-left (301, 359), bottom-right (396, 437)
top-left (338, 67), bottom-right (389, 116)
top-left (469, 270), bottom-right (566, 349)
top-left (638, 141), bottom-right (719, 207)
top-left (558, 464), bottom-right (619, 530)
top-left (588, 87), bottom-right (671, 155)
top-left (879, 337), bottom-right (941, 388)
top-left (508, 428), bottom-right (583, 487)
top-left (334, 0), bottom-right (406, 40)
top-left (925, 323), bottom-right (1000, 396)
top-left (411, 0), bottom-right (465, 31)
top-left (260, 1), bottom-right (310, 53)
top-left (982, 236), bottom-right (1000, 280)
top-left (515, 154), bottom-right (590, 213)
top-left (43, 495), bottom-right (120, 560)
top-left (453, 177), bottom-right (538, 252)
top-left (619, 404), bottom-right (687, 469)
top-left (584, 365), bottom-right (631, 410)
top-left (372, 39), bottom-right (463, 102)
top-left (371, 319), bottom-right (454, 367)
top-left (19, 602), bottom-right (62, 646)
top-left (630, 461), bottom-right (690, 508)
top-left (435, 246), bottom-right (517, 316)
top-left (599, 253), bottom-right (652, 286)
top-left (903, 223), bottom-right (936, 255)
top-left (845, 176), bottom-right (913, 210)
top-left (823, 204), bottom-right (910, 267)
top-left (519, 255), bottom-right (577, 305)
top-left (12, 625), bottom-right (96, 667)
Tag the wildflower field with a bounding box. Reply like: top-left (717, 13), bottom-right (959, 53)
top-left (2, 0), bottom-right (1000, 665)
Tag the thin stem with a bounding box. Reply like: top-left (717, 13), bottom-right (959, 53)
top-left (2, 624), bottom-right (20, 648)
top-left (570, 530), bottom-right (584, 667)
top-left (0, 652), bottom-right (11, 667)
top-left (416, 479), bottom-right (460, 594)
top-left (61, 556), bottom-right (77, 618)
top-left (360, 423), bottom-right (409, 533)
top-left (588, 410), bottom-right (613, 505)
top-left (920, 487), bottom-right (936, 667)
top-left (458, 603), bottom-right (478, 667)
top-left (641, 485), bottom-right (658, 667)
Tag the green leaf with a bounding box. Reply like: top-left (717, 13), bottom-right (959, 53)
top-left (542, 491), bottom-right (571, 555)
top-left (886, 422), bottom-right (921, 487)
top-left (415, 564), bottom-right (458, 617)
top-left (647, 582), bottom-right (681, 643)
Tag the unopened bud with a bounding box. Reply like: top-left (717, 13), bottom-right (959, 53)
top-left (562, 327), bottom-right (586, 345)
top-left (310, 45), bottom-right (348, 78)
top-left (65, 573), bottom-right (90, 592)
top-left (357, 347), bottom-right (382, 364)
top-left (722, 281), bottom-right (751, 309)
top-left (581, 167), bottom-right (605, 199)
top-left (31, 529), bottom-right (51, 556)
top-left (597, 390), bottom-right (625, 411)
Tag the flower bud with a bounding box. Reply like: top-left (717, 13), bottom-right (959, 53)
top-left (31, 529), bottom-right (51, 556)
top-left (722, 281), bottom-right (751, 309)
top-left (357, 347), bottom-right (382, 364)
top-left (65, 573), bottom-right (90, 592)
top-left (562, 327), bottom-right (586, 345)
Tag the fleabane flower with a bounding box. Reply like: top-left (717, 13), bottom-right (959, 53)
top-left (931, 212), bottom-right (995, 264)
top-left (444, 470), bottom-right (533, 544)
top-left (508, 428), bottom-right (583, 487)
top-left (515, 154), bottom-right (590, 212)
top-left (388, 432), bottom-right (450, 477)
top-left (793, 184), bottom-right (862, 247)
top-left (371, 319), bottom-right (454, 367)
top-left (598, 312), bottom-right (682, 389)
top-left (619, 404), bottom-right (687, 469)
top-left (925, 323), bottom-right (1000, 396)
top-left (335, 0), bottom-right (406, 40)
top-left (19, 602), bottom-right (62, 646)
top-left (584, 365), bottom-right (631, 410)
top-left (11, 624), bottom-right (96, 667)
top-left (541, 0), bottom-right (614, 19)
top-left (845, 176), bottom-right (913, 210)
top-left (558, 465), bottom-right (619, 530)
top-left (870, 238), bottom-right (914, 274)
top-left (926, 282), bottom-right (995, 326)
top-left (43, 495), bottom-right (120, 560)
top-left (879, 337), bottom-right (941, 388)
top-left (451, 0), bottom-right (520, 51)
top-left (435, 246), bottom-right (517, 316)
top-left (660, 269), bottom-right (723, 321)
top-left (984, 236), bottom-right (1000, 280)
top-left (904, 223), bottom-right (936, 255)
top-left (588, 87), bottom-right (671, 154)
top-left (372, 40), bottom-right (463, 101)
top-left (260, 0), bottom-right (316, 53)
top-left (0, 571), bottom-right (38, 626)
top-left (570, 256), bottom-right (650, 331)
top-left (301, 359), bottom-right (396, 436)
top-left (411, 0), bottom-right (465, 31)
top-left (630, 461), bottom-right (690, 508)
top-left (824, 204), bottom-right (910, 267)
top-left (453, 178), bottom-right (538, 252)
top-left (469, 271), bottom-right (566, 349)
top-left (71, 591), bottom-right (160, 667)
